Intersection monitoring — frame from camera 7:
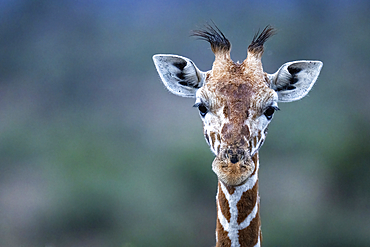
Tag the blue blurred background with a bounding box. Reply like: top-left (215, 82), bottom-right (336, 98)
top-left (1, 0), bottom-right (370, 246)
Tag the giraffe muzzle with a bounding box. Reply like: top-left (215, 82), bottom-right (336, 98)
top-left (212, 148), bottom-right (255, 186)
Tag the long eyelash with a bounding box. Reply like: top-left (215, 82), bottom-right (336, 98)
top-left (263, 104), bottom-right (280, 113)
top-left (193, 101), bottom-right (209, 109)
top-left (273, 106), bottom-right (280, 111)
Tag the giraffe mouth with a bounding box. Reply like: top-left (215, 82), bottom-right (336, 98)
top-left (212, 156), bottom-right (255, 186)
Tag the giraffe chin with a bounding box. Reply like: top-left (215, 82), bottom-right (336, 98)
top-left (211, 156), bottom-right (255, 186)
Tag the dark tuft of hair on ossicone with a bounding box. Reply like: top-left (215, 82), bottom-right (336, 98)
top-left (248, 25), bottom-right (277, 56)
top-left (191, 22), bottom-right (231, 54)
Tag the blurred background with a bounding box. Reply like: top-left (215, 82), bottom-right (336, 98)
top-left (0, 0), bottom-right (369, 246)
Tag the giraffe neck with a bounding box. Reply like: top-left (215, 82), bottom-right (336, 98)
top-left (215, 155), bottom-right (261, 247)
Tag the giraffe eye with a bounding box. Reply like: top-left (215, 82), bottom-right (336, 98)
top-left (264, 106), bottom-right (279, 120)
top-left (198, 103), bottom-right (208, 117)
top-left (193, 102), bottom-right (208, 117)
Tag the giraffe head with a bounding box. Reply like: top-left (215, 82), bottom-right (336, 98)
top-left (153, 25), bottom-right (322, 186)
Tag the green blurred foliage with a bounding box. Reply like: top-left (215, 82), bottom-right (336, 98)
top-left (0, 0), bottom-right (369, 246)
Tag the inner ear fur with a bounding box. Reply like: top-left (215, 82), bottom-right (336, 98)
top-left (268, 60), bottom-right (323, 102)
top-left (153, 54), bottom-right (206, 98)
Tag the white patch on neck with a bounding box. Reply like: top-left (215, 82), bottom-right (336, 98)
top-left (254, 235), bottom-right (261, 247)
top-left (216, 160), bottom-right (260, 247)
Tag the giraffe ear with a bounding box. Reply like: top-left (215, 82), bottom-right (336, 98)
top-left (268, 60), bottom-right (323, 102)
top-left (153, 54), bottom-right (206, 98)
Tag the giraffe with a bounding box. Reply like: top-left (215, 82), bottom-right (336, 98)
top-left (152, 24), bottom-right (322, 247)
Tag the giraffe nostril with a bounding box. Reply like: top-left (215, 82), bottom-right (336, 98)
top-left (230, 155), bottom-right (239, 164)
top-left (223, 148), bottom-right (246, 164)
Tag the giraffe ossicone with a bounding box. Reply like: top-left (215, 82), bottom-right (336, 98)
top-left (153, 24), bottom-right (322, 247)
